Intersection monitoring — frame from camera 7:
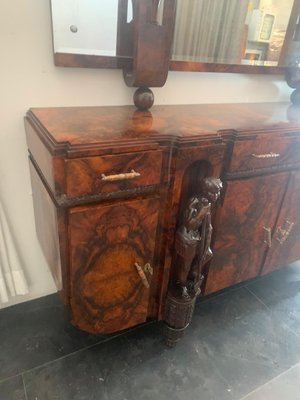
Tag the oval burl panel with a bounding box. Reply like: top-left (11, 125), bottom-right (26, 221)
top-left (69, 197), bottom-right (159, 334)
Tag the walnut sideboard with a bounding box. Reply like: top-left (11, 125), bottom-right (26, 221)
top-left (25, 102), bottom-right (300, 345)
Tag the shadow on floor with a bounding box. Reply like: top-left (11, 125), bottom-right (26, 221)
top-left (1, 262), bottom-right (300, 400)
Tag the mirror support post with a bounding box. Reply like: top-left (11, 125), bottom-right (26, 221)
top-left (119, 0), bottom-right (177, 110)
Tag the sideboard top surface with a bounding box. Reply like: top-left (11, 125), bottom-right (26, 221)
top-left (26, 102), bottom-right (300, 156)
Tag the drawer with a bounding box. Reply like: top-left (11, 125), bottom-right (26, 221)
top-left (65, 151), bottom-right (162, 198)
top-left (227, 136), bottom-right (300, 174)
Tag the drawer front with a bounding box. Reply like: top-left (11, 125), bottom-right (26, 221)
top-left (227, 136), bottom-right (300, 174)
top-left (65, 151), bottom-right (162, 198)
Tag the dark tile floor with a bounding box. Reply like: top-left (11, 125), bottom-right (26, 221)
top-left (1, 263), bottom-right (300, 400)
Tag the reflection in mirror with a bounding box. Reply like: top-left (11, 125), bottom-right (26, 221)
top-left (51, 0), bottom-right (300, 71)
top-left (51, 0), bottom-right (121, 56)
top-left (171, 0), bottom-right (295, 67)
top-left (156, 0), bottom-right (165, 26)
top-left (285, 14), bottom-right (300, 66)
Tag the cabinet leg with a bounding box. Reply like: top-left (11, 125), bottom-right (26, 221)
top-left (164, 291), bottom-right (197, 347)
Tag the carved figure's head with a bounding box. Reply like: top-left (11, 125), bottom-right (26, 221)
top-left (201, 177), bottom-right (222, 203)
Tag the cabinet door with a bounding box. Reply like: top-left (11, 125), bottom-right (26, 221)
top-left (262, 171), bottom-right (300, 275)
top-left (205, 173), bottom-right (288, 294)
top-left (69, 197), bottom-right (159, 334)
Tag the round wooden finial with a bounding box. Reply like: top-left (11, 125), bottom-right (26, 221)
top-left (287, 104), bottom-right (300, 121)
top-left (133, 87), bottom-right (154, 111)
top-left (285, 68), bottom-right (300, 89)
top-left (285, 69), bottom-right (300, 106)
top-left (291, 89), bottom-right (300, 105)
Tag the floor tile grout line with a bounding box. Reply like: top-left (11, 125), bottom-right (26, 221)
top-left (20, 320), bottom-right (157, 378)
top-left (21, 374), bottom-right (28, 400)
top-left (3, 286), bottom-right (252, 383)
top-left (191, 342), bottom-right (235, 398)
top-left (205, 355), bottom-right (235, 398)
top-left (245, 285), bottom-right (300, 340)
top-left (197, 282), bottom-right (250, 306)
top-left (0, 372), bottom-right (23, 386)
top-left (0, 321), bottom-right (155, 385)
top-left (1, 268), bottom-right (298, 388)
top-left (276, 315), bottom-right (300, 341)
top-left (283, 322), bottom-right (300, 340)
top-left (238, 361), bottom-right (300, 400)
top-left (244, 286), bottom-right (272, 311)
top-left (199, 343), bottom-right (286, 369)
top-left (0, 280), bottom-right (271, 379)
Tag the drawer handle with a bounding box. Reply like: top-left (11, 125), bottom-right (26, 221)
top-left (134, 262), bottom-right (152, 288)
top-left (263, 226), bottom-right (272, 248)
top-left (251, 152), bottom-right (280, 159)
top-left (101, 169), bottom-right (141, 182)
top-left (275, 220), bottom-right (295, 244)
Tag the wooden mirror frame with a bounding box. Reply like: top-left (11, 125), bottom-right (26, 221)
top-left (53, 0), bottom-right (300, 76)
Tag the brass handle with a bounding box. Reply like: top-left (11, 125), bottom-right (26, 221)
top-left (263, 227), bottom-right (272, 248)
top-left (251, 153), bottom-right (280, 159)
top-left (143, 263), bottom-right (153, 276)
top-left (134, 262), bottom-right (152, 288)
top-left (101, 169), bottom-right (141, 182)
top-left (275, 220), bottom-right (295, 244)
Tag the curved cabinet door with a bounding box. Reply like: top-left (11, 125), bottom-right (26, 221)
top-left (205, 173), bottom-right (288, 294)
top-left (262, 171), bottom-right (300, 275)
top-left (69, 197), bottom-right (159, 334)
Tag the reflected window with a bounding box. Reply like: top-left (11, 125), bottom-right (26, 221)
top-left (171, 0), bottom-right (295, 67)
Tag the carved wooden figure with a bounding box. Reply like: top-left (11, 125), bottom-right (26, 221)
top-left (164, 177), bottom-right (222, 347)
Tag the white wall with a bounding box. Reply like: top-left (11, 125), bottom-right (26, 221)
top-left (0, 0), bottom-right (292, 308)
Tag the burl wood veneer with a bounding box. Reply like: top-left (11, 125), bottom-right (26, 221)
top-left (25, 102), bottom-right (300, 344)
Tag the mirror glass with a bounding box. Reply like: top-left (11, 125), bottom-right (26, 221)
top-left (171, 0), bottom-right (296, 67)
top-left (51, 0), bottom-right (131, 57)
top-left (51, 0), bottom-right (300, 68)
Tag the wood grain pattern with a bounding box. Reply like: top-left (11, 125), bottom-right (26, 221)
top-left (116, 0), bottom-right (133, 59)
top-left (26, 103), bottom-right (300, 158)
top-left (262, 171), bottom-right (300, 274)
top-left (25, 118), bottom-right (56, 193)
top-left (65, 151), bottom-right (162, 199)
top-left (204, 173), bottom-right (288, 294)
top-left (26, 102), bottom-right (300, 343)
top-left (122, 0), bottom-right (176, 88)
top-left (69, 197), bottom-right (160, 334)
top-left (29, 161), bottom-right (67, 299)
top-left (54, 53), bottom-right (128, 69)
top-left (169, 60), bottom-right (285, 75)
top-left (227, 135), bottom-right (300, 173)
top-left (53, 53), bottom-right (286, 75)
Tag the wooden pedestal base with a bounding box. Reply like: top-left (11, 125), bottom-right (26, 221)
top-left (164, 291), bottom-right (197, 347)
